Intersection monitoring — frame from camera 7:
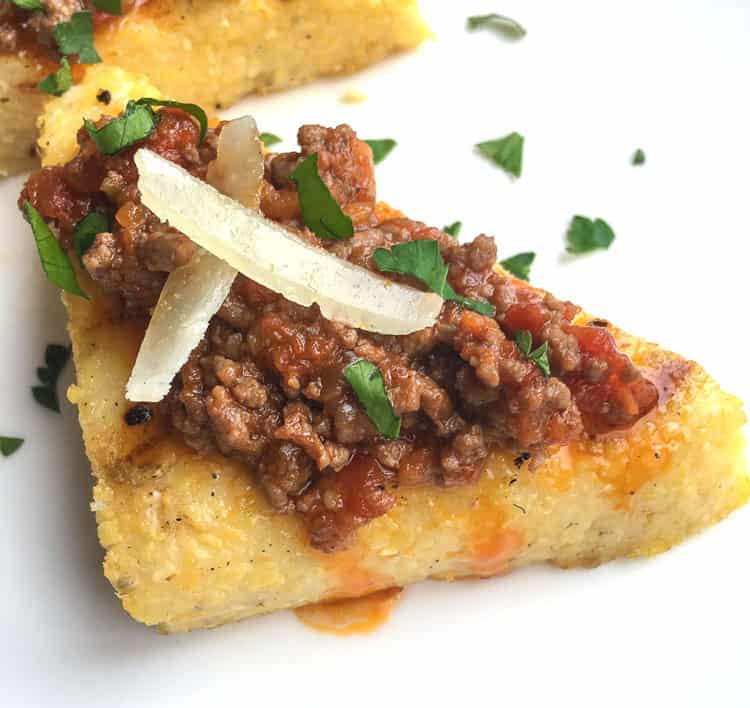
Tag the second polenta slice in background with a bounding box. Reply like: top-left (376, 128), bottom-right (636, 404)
top-left (0, 0), bottom-right (429, 176)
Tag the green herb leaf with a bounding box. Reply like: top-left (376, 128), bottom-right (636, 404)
top-left (632, 148), bottom-right (646, 166)
top-left (10, 0), bottom-right (45, 11)
top-left (73, 211), bottom-right (109, 265)
top-left (373, 240), bottom-right (495, 317)
top-left (84, 98), bottom-right (208, 154)
top-left (32, 343), bottom-right (71, 413)
top-left (289, 153), bottom-right (354, 240)
top-left (515, 330), bottom-right (550, 377)
top-left (92, 0), bottom-right (122, 14)
top-left (24, 202), bottom-right (88, 299)
top-left (500, 251), bottom-right (535, 281)
top-left (476, 131), bottom-right (524, 177)
top-left (37, 57), bottom-right (73, 97)
top-left (259, 132), bottom-right (282, 147)
top-left (54, 11), bottom-right (101, 64)
top-left (136, 98), bottom-right (208, 143)
top-left (0, 437), bottom-right (24, 457)
top-left (565, 215), bottom-right (615, 254)
top-left (443, 221), bottom-right (462, 238)
top-left (344, 360), bottom-right (401, 440)
top-left (467, 13), bottom-right (526, 39)
top-left (84, 100), bottom-right (159, 155)
top-left (365, 139), bottom-right (397, 165)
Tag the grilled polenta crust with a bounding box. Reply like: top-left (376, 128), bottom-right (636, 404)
top-left (44, 68), bottom-right (749, 632)
top-left (1, 0), bottom-right (428, 176)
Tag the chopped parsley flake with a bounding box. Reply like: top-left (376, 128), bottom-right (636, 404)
top-left (0, 437), bottom-right (24, 458)
top-left (259, 132), bottom-right (282, 147)
top-left (73, 211), bottom-right (109, 265)
top-left (565, 215), bottom-right (615, 254)
top-left (11, 0), bottom-right (44, 11)
top-left (24, 202), bottom-right (88, 299)
top-left (515, 330), bottom-right (550, 377)
top-left (37, 58), bottom-right (73, 97)
top-left (467, 13), bottom-right (526, 39)
top-left (54, 11), bottom-right (101, 64)
top-left (84, 100), bottom-right (159, 155)
top-left (136, 98), bottom-right (208, 143)
top-left (373, 240), bottom-right (495, 317)
top-left (365, 139), bottom-right (397, 165)
top-left (443, 221), bottom-right (462, 238)
top-left (92, 0), bottom-right (122, 14)
top-left (344, 360), bottom-right (401, 439)
top-left (32, 344), bottom-right (71, 413)
top-left (476, 132), bottom-right (524, 177)
top-left (289, 153), bottom-right (354, 240)
top-left (500, 251), bottom-right (535, 281)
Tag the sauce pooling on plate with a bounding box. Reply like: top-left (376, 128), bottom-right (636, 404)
top-left (294, 588), bottom-right (403, 635)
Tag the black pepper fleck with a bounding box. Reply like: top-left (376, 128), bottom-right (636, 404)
top-left (590, 319), bottom-right (609, 328)
top-left (96, 89), bottom-right (111, 105)
top-left (513, 451), bottom-right (531, 469)
top-left (125, 404), bottom-right (152, 426)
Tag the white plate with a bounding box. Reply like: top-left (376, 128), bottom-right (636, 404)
top-left (1, 1), bottom-right (748, 706)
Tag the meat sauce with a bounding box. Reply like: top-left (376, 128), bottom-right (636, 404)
top-left (19, 107), bottom-right (659, 552)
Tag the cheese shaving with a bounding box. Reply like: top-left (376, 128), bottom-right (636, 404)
top-left (134, 148), bottom-right (443, 337)
top-left (126, 117), bottom-right (262, 402)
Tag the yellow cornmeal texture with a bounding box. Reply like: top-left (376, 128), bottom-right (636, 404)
top-left (0, 0), bottom-right (429, 175)
top-left (44, 67), bottom-right (749, 632)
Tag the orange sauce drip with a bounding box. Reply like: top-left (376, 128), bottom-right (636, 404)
top-left (470, 526), bottom-right (524, 577)
top-left (465, 496), bottom-right (525, 577)
top-left (295, 588), bottom-right (403, 636)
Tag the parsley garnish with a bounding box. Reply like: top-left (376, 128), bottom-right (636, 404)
top-left (85, 98), bottom-right (208, 154)
top-left (632, 149), bottom-right (646, 166)
top-left (32, 344), bottom-right (71, 413)
top-left (467, 14), bottom-right (526, 39)
top-left (565, 215), bottom-right (615, 254)
top-left (0, 437), bottom-right (24, 457)
top-left (500, 251), bottom-right (535, 281)
top-left (37, 57), bottom-right (73, 97)
top-left (73, 211), bottom-right (109, 265)
top-left (476, 132), bottom-right (524, 177)
top-left (84, 100), bottom-right (159, 155)
top-left (443, 221), bottom-right (462, 238)
top-left (136, 98), bottom-right (208, 143)
top-left (344, 360), bottom-right (401, 440)
top-left (24, 202), bottom-right (88, 299)
top-left (289, 153), bottom-right (354, 240)
top-left (515, 330), bottom-right (550, 377)
top-left (373, 240), bottom-right (495, 317)
top-left (54, 11), bottom-right (101, 64)
top-left (10, 0), bottom-right (44, 10)
top-left (92, 0), bottom-right (122, 14)
top-left (259, 132), bottom-right (282, 147)
top-left (365, 139), bottom-right (397, 165)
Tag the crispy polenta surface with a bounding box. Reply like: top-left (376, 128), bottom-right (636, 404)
top-left (45, 67), bottom-right (748, 633)
top-left (1, 0), bottom-right (428, 176)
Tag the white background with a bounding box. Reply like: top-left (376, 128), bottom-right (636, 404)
top-left (1, 1), bottom-right (749, 706)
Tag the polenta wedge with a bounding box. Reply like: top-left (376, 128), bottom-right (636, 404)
top-left (0, 0), bottom-right (428, 176)
top-left (21, 66), bottom-right (749, 633)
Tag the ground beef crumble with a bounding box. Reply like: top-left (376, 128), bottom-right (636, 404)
top-left (20, 110), bottom-right (659, 551)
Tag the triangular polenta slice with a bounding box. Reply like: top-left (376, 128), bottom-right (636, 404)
top-left (39, 66), bottom-right (748, 632)
top-left (1, 0), bottom-right (428, 176)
